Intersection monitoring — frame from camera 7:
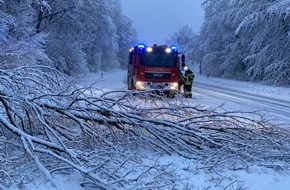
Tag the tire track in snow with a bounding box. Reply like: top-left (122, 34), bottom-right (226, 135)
top-left (193, 82), bottom-right (290, 122)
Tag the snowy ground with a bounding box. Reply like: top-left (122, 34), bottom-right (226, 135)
top-left (193, 75), bottom-right (290, 124)
top-left (8, 69), bottom-right (290, 190)
top-left (195, 75), bottom-right (290, 102)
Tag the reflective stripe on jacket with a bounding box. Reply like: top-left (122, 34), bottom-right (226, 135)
top-left (183, 70), bottom-right (194, 85)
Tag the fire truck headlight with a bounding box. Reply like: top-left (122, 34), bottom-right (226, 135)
top-left (146, 47), bottom-right (153, 52)
top-left (136, 81), bottom-right (145, 90)
top-left (165, 48), bottom-right (171, 53)
top-left (170, 82), bottom-right (178, 90)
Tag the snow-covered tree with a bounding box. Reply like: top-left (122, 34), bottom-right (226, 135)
top-left (1, 0), bottom-right (136, 74)
top-left (0, 1), bottom-right (49, 69)
top-left (200, 0), bottom-right (250, 78)
top-left (200, 0), bottom-right (290, 85)
top-left (111, 0), bottom-right (137, 69)
top-left (166, 25), bottom-right (201, 66)
top-left (236, 0), bottom-right (290, 85)
top-left (34, 0), bottom-right (111, 74)
top-left (36, 0), bottom-right (136, 74)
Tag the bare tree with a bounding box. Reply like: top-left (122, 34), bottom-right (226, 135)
top-left (1, 66), bottom-right (290, 189)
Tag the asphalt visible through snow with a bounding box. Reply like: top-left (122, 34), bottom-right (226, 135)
top-left (193, 82), bottom-right (290, 123)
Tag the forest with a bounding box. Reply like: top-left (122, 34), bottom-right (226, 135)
top-left (170, 0), bottom-right (290, 86)
top-left (1, 0), bottom-right (290, 189)
top-left (1, 0), bottom-right (289, 85)
top-left (0, 0), bottom-right (136, 75)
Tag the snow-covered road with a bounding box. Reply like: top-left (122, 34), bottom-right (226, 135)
top-left (81, 70), bottom-right (290, 124)
top-left (193, 82), bottom-right (290, 123)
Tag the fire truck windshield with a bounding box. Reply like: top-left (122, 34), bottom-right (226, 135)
top-left (141, 52), bottom-right (176, 67)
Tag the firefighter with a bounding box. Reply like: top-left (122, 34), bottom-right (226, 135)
top-left (182, 66), bottom-right (194, 98)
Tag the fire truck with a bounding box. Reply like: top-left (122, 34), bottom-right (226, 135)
top-left (127, 44), bottom-right (185, 93)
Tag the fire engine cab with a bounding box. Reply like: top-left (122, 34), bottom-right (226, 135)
top-left (127, 44), bottom-right (185, 92)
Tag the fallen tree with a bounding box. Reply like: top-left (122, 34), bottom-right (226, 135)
top-left (0, 66), bottom-right (290, 189)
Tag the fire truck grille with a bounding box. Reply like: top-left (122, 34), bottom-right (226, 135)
top-left (145, 72), bottom-right (171, 80)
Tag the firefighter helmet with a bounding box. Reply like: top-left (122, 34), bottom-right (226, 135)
top-left (184, 66), bottom-right (189, 71)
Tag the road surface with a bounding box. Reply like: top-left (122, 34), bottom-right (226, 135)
top-left (192, 82), bottom-right (290, 123)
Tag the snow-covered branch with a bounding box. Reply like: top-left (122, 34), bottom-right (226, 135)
top-left (1, 67), bottom-right (290, 189)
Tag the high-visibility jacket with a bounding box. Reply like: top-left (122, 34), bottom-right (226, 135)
top-left (183, 70), bottom-right (194, 85)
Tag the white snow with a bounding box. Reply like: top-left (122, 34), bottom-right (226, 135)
top-left (8, 69), bottom-right (290, 190)
top-left (193, 74), bottom-right (290, 123)
top-left (195, 74), bottom-right (290, 102)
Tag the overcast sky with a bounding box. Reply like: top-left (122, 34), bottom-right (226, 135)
top-left (120, 0), bottom-right (204, 45)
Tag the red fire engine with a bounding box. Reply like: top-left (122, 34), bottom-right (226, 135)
top-left (127, 44), bottom-right (185, 93)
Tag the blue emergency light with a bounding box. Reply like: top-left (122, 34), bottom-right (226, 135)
top-left (171, 45), bottom-right (178, 51)
top-left (137, 44), bottom-right (146, 49)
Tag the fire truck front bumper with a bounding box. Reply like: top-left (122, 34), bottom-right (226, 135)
top-left (135, 81), bottom-right (179, 91)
